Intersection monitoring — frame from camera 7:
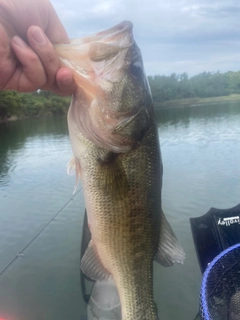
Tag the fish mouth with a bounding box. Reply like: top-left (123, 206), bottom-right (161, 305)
top-left (59, 21), bottom-right (151, 153)
top-left (55, 21), bottom-right (134, 99)
top-left (69, 21), bottom-right (134, 48)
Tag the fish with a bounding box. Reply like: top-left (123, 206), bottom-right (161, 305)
top-left (229, 291), bottom-right (240, 320)
top-left (55, 21), bottom-right (185, 320)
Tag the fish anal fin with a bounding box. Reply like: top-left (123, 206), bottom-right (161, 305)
top-left (67, 156), bottom-right (81, 193)
top-left (155, 211), bottom-right (186, 267)
top-left (81, 240), bottom-right (110, 281)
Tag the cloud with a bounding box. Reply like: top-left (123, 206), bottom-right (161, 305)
top-left (51, 0), bottom-right (240, 76)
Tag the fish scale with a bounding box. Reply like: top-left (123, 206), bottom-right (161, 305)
top-left (55, 21), bottom-right (185, 320)
top-left (76, 117), bottom-right (160, 319)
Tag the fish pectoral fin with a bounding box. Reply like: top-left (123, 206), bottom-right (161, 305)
top-left (81, 240), bottom-right (110, 281)
top-left (67, 156), bottom-right (81, 193)
top-left (97, 153), bottom-right (129, 200)
top-left (155, 211), bottom-right (186, 267)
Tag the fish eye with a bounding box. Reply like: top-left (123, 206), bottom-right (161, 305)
top-left (130, 61), bottom-right (143, 78)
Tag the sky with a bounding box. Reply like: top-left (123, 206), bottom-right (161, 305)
top-left (51, 0), bottom-right (240, 77)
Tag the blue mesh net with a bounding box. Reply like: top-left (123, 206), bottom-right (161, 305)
top-left (200, 243), bottom-right (240, 320)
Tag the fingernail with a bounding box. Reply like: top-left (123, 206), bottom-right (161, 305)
top-left (32, 27), bottom-right (46, 44)
top-left (12, 36), bottom-right (27, 48)
top-left (61, 75), bottom-right (73, 86)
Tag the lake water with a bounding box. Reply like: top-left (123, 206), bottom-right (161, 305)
top-left (0, 102), bottom-right (240, 320)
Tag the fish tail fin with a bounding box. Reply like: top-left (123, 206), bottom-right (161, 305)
top-left (87, 278), bottom-right (122, 320)
top-left (155, 210), bottom-right (186, 267)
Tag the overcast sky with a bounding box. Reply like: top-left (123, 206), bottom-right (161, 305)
top-left (51, 0), bottom-right (240, 77)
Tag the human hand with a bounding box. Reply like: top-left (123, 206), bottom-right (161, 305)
top-left (0, 0), bottom-right (76, 95)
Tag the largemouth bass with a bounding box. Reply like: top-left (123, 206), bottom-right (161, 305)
top-left (55, 21), bottom-right (185, 320)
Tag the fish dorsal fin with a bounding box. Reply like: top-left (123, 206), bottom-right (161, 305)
top-left (155, 211), bottom-right (186, 267)
top-left (67, 157), bottom-right (81, 193)
top-left (81, 240), bottom-right (110, 281)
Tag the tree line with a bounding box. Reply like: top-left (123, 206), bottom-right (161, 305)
top-left (1, 70), bottom-right (240, 120)
top-left (148, 71), bottom-right (240, 104)
top-left (0, 90), bottom-right (71, 121)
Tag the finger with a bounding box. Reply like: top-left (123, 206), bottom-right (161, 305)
top-left (28, 26), bottom-right (77, 96)
top-left (0, 24), bottom-right (15, 90)
top-left (27, 26), bottom-right (60, 89)
top-left (55, 68), bottom-right (77, 96)
top-left (10, 36), bottom-right (47, 92)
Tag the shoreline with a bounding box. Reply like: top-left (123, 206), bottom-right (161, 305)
top-left (0, 113), bottom-right (61, 124)
top-left (1, 94), bottom-right (240, 123)
top-left (154, 94), bottom-right (240, 109)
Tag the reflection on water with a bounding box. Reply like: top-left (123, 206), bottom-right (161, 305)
top-left (155, 102), bottom-right (240, 125)
top-left (153, 102), bottom-right (240, 320)
top-left (0, 117), bottom-right (68, 182)
top-left (0, 102), bottom-right (240, 320)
